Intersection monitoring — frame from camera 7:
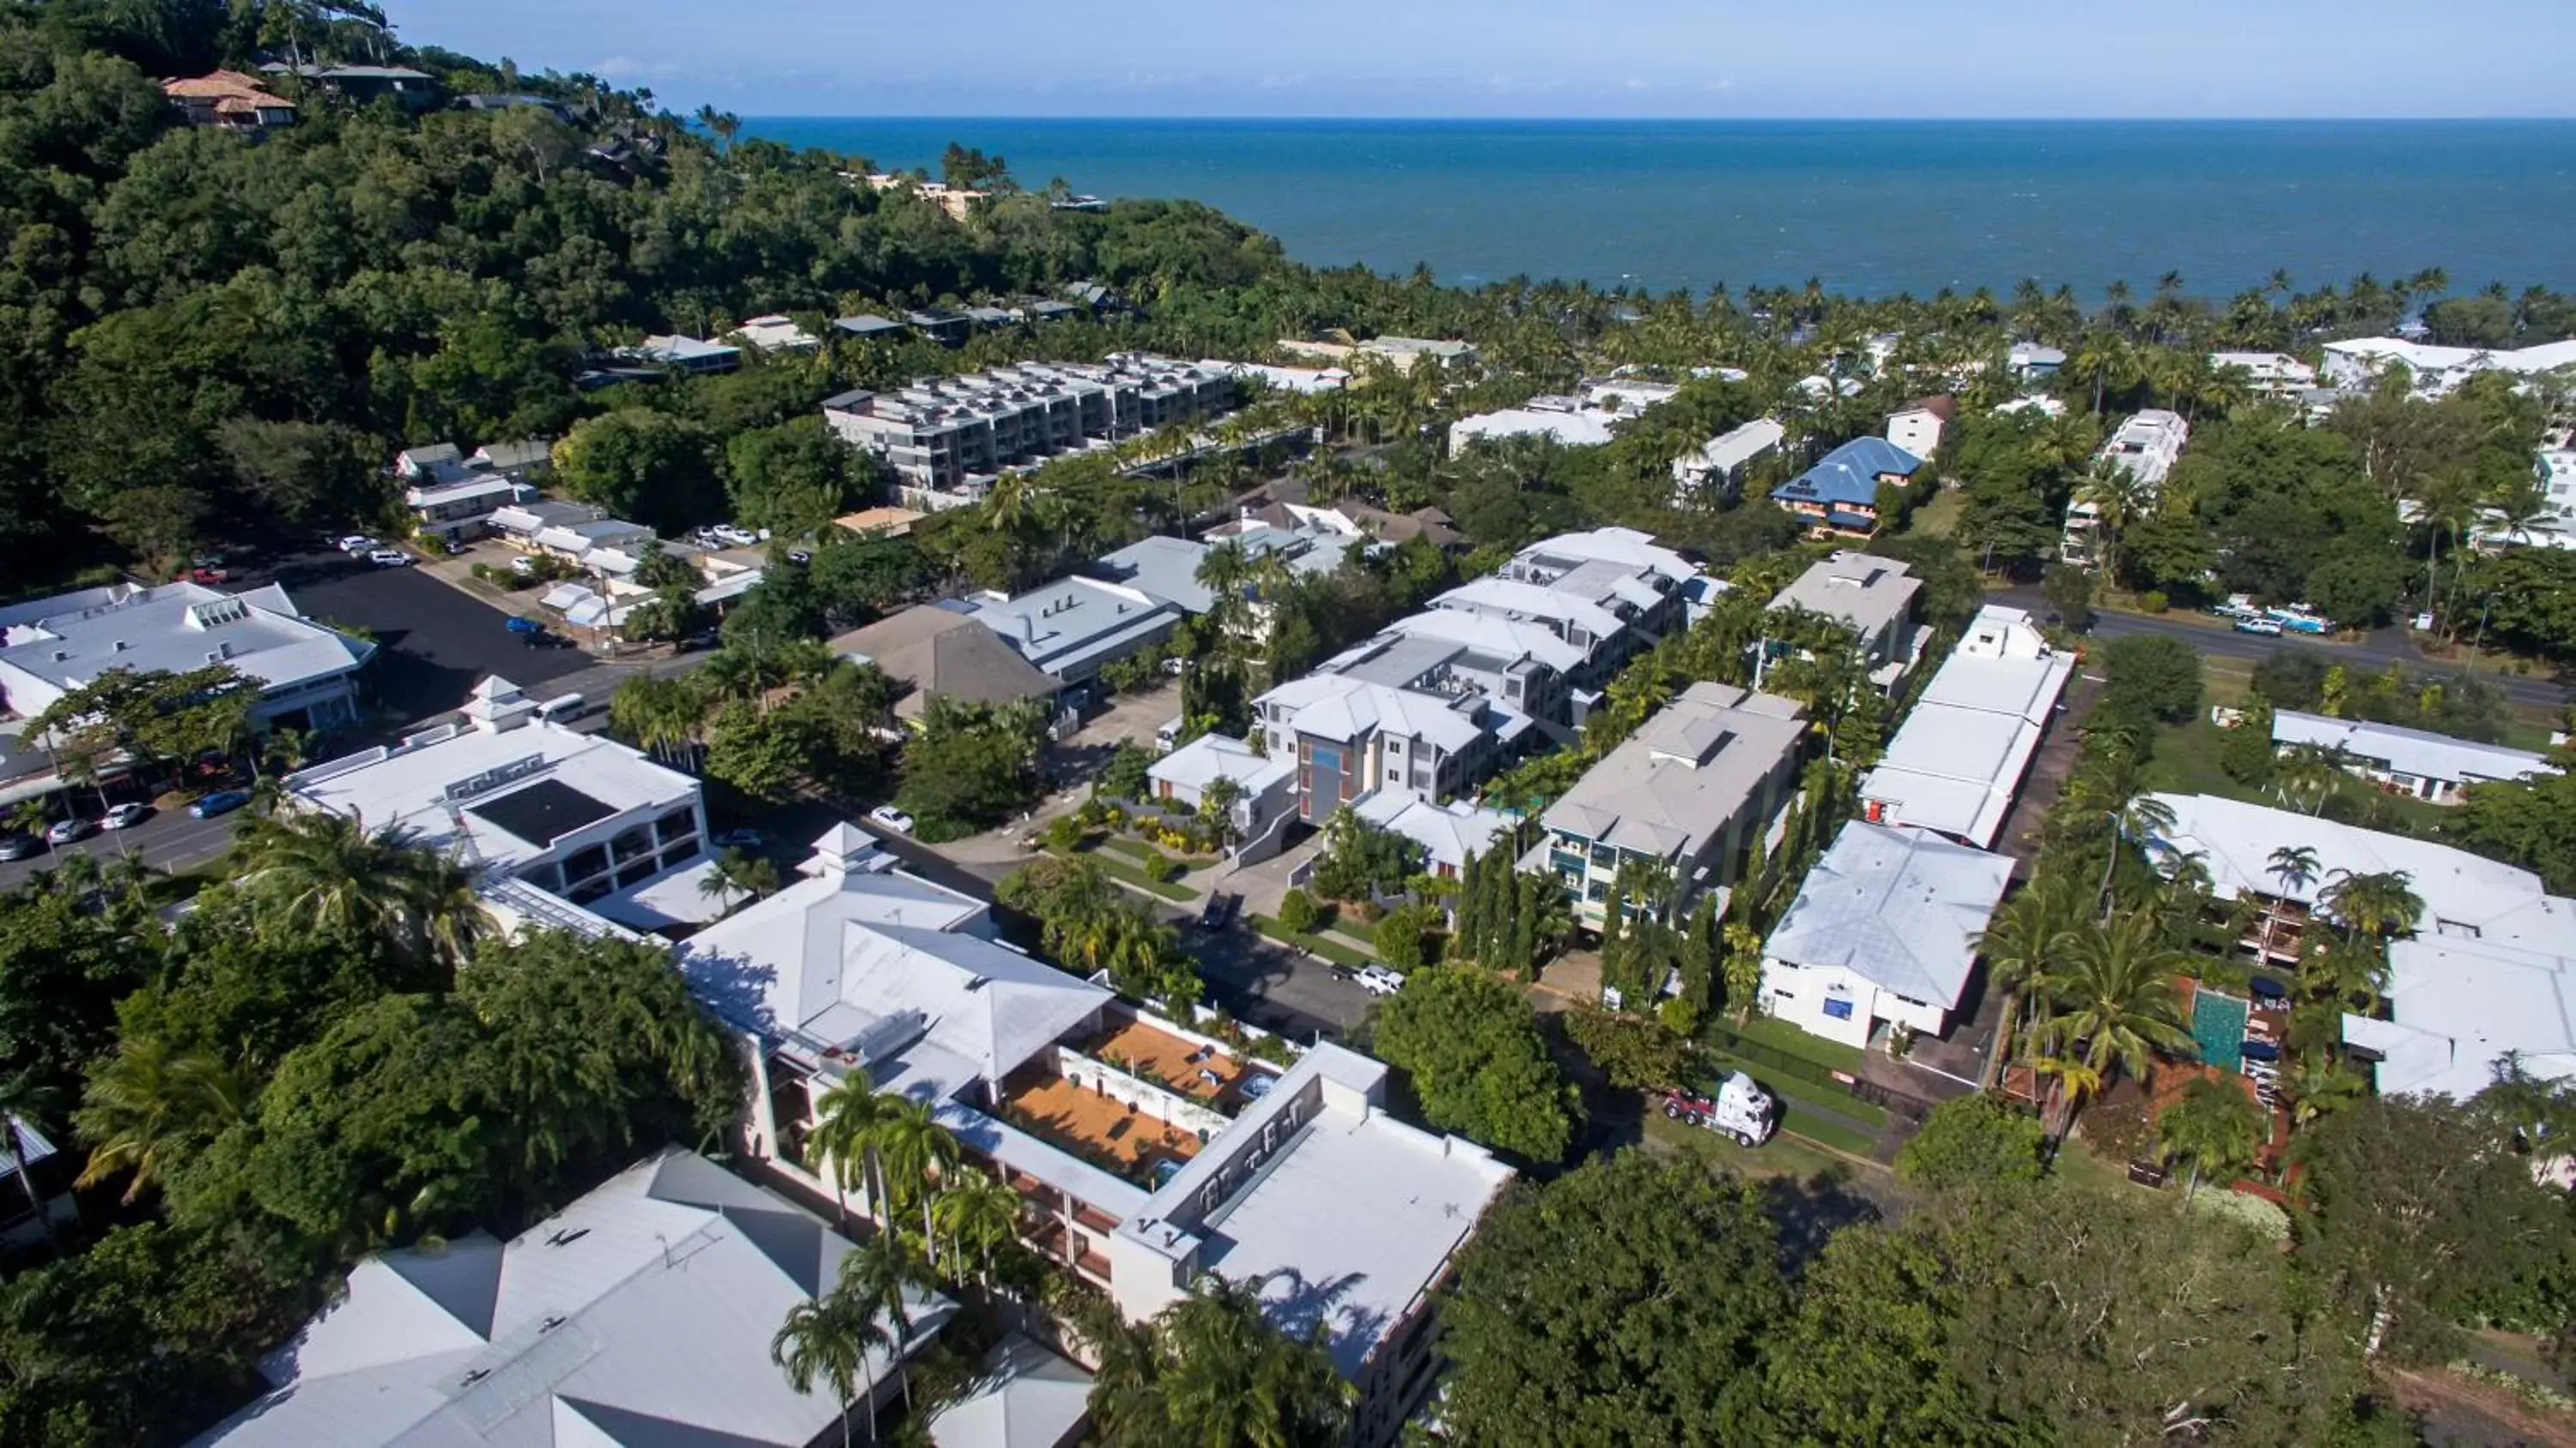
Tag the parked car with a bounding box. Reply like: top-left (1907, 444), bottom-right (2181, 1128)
top-left (867, 805), bottom-right (916, 835)
top-left (1199, 891), bottom-right (1241, 930)
top-left (190, 789), bottom-right (251, 819)
top-left (710, 828), bottom-right (768, 849)
top-left (102, 803), bottom-right (150, 830)
top-left (510, 554), bottom-right (539, 575)
top-left (336, 534), bottom-right (379, 554)
top-left (179, 564), bottom-right (230, 585)
top-left (708, 526), bottom-right (757, 548)
top-left (1355, 964), bottom-right (1406, 996)
top-left (44, 817), bottom-right (94, 845)
top-left (503, 615), bottom-right (544, 636)
top-left (367, 548), bottom-right (412, 568)
top-left (0, 834), bottom-right (40, 861)
top-left (2233, 615), bottom-right (2285, 636)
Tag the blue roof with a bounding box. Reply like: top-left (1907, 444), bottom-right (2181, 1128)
top-left (1771, 437), bottom-right (1924, 508)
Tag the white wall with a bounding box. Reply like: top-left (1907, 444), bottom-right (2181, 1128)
top-left (1758, 958), bottom-right (1949, 1051)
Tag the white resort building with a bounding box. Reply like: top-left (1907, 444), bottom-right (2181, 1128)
top-left (1858, 604), bottom-right (2075, 848)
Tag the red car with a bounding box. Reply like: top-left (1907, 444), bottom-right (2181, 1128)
top-left (180, 564), bottom-right (229, 585)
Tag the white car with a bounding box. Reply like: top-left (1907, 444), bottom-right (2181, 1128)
top-left (44, 817), bottom-right (94, 845)
top-left (367, 549), bottom-right (413, 568)
top-left (708, 526), bottom-right (757, 548)
top-left (337, 534), bottom-right (379, 554)
top-left (866, 806), bottom-right (915, 835)
top-left (1355, 964), bottom-right (1406, 996)
top-left (102, 803), bottom-right (150, 830)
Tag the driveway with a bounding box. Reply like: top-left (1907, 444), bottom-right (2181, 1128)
top-left (247, 548), bottom-right (593, 724)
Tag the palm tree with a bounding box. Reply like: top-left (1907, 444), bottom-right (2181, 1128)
top-left (232, 808), bottom-right (483, 964)
top-left (699, 847), bottom-right (782, 910)
top-left (2094, 792), bottom-right (2178, 918)
top-left (2318, 868), bottom-right (2422, 944)
top-left (1196, 776), bottom-right (1246, 854)
top-left (73, 1040), bottom-right (245, 1202)
top-left (2046, 913), bottom-right (2193, 1138)
top-left (611, 673), bottom-right (707, 770)
top-left (837, 1234), bottom-right (926, 1411)
top-left (1973, 879), bottom-right (2080, 1086)
top-left (2069, 459), bottom-right (2154, 582)
top-left (2280, 1052), bottom-right (2367, 1127)
top-left (809, 1072), bottom-right (897, 1227)
top-left (933, 1169), bottom-right (1025, 1287)
top-left (872, 1096), bottom-right (959, 1267)
top-left (2157, 1076), bottom-right (2267, 1204)
top-left (772, 1283), bottom-right (890, 1448)
top-left (2265, 843), bottom-right (2320, 899)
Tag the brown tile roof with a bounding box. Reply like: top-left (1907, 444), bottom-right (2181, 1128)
top-left (829, 606), bottom-right (1057, 718)
top-left (163, 70), bottom-right (294, 106)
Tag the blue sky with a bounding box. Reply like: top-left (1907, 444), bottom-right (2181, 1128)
top-left (393, 0), bottom-right (2576, 119)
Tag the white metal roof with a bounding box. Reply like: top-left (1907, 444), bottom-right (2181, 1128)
top-left (195, 1151), bottom-right (951, 1448)
top-left (1768, 552), bottom-right (1923, 640)
top-left (1352, 792), bottom-right (1514, 871)
top-left (678, 831), bottom-right (1111, 1084)
top-left (2270, 710), bottom-right (2553, 788)
top-left (1256, 670), bottom-right (1486, 753)
top-left (0, 581), bottom-right (372, 703)
top-left (1765, 821), bottom-right (2013, 1008)
top-left (1149, 732), bottom-right (1294, 800)
top-left (927, 1335), bottom-right (1092, 1448)
top-left (2354, 934), bottom-right (2576, 1103)
top-left (1860, 611), bottom-right (2075, 846)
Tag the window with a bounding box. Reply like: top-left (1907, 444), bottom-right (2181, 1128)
top-left (1589, 843), bottom-right (1616, 870)
top-left (1586, 880), bottom-right (1609, 903)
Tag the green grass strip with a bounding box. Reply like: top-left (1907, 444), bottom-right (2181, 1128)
top-left (1702, 1045), bottom-right (1887, 1129)
top-left (1249, 915), bottom-right (1376, 969)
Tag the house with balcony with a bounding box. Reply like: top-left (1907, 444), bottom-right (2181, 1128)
top-left (284, 676), bottom-right (718, 930)
top-left (1530, 682), bottom-right (1807, 929)
top-left (1148, 731), bottom-right (1297, 855)
top-left (690, 829), bottom-right (1513, 1448)
top-left (1769, 436), bottom-right (1924, 537)
top-left (1760, 821), bottom-right (2014, 1050)
top-left (1764, 551), bottom-right (1927, 692)
top-left (1858, 604), bottom-right (2075, 847)
top-left (0, 581), bottom-right (374, 734)
top-left (622, 334), bottom-right (743, 375)
top-left (162, 70), bottom-right (295, 129)
top-left (2063, 410), bottom-right (2189, 565)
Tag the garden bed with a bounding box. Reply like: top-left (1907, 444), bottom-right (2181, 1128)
top-left (1249, 914), bottom-right (1376, 969)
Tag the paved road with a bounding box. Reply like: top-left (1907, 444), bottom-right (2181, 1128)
top-left (1997, 586), bottom-right (2570, 711)
top-left (0, 798), bottom-right (246, 891)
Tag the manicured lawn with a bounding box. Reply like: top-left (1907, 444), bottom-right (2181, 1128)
top-left (1092, 855), bottom-right (1196, 901)
top-left (2143, 718), bottom-right (2239, 798)
top-left (1703, 1045), bottom-right (1888, 1129)
top-left (1775, 1104), bottom-right (1880, 1159)
top-left (1643, 1106), bottom-right (1876, 1179)
top-left (1249, 914), bottom-right (1376, 969)
top-left (1723, 1014), bottom-right (1866, 1076)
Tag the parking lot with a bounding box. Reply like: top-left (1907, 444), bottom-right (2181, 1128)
top-left (0, 795), bottom-right (244, 891)
top-left (248, 547), bottom-right (593, 724)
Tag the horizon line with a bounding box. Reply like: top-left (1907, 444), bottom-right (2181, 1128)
top-left (738, 113), bottom-right (2576, 124)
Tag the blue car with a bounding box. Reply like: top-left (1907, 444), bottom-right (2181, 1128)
top-left (190, 789), bottom-right (250, 819)
top-left (504, 615), bottom-right (544, 636)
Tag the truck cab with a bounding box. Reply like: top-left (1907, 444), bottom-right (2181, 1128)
top-left (1662, 1071), bottom-right (1778, 1147)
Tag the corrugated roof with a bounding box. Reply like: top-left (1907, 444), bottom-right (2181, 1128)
top-left (1765, 822), bottom-right (2013, 1008)
top-left (1771, 437), bottom-right (1923, 508)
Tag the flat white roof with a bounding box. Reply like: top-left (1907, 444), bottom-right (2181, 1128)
top-left (285, 679), bottom-right (697, 872)
top-left (1449, 407), bottom-right (1620, 451)
top-left (2355, 934), bottom-right (2576, 1102)
top-left (1769, 551), bottom-right (1923, 638)
top-left (195, 1151), bottom-right (951, 1448)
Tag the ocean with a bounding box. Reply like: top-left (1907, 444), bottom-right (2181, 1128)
top-left (742, 117), bottom-right (2576, 301)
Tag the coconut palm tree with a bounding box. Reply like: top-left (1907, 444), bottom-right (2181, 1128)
top-left (933, 1168), bottom-right (1025, 1287)
top-left (2280, 1052), bottom-right (2367, 1127)
top-left (698, 847), bottom-right (782, 910)
top-left (809, 1072), bottom-right (897, 1227)
top-left (1973, 878), bottom-right (2081, 1086)
top-left (2044, 913), bottom-right (2193, 1138)
top-left (73, 1040), bottom-right (245, 1202)
top-left (2273, 744), bottom-right (2347, 815)
top-left (837, 1233), bottom-right (926, 1411)
top-left (872, 1096), bottom-right (959, 1267)
top-left (2157, 1076), bottom-right (2268, 1204)
top-left (2069, 460), bottom-right (2155, 582)
top-left (2318, 868), bottom-right (2422, 944)
top-left (611, 673), bottom-right (707, 770)
top-left (232, 808), bottom-right (483, 964)
top-left (771, 1283), bottom-right (890, 1448)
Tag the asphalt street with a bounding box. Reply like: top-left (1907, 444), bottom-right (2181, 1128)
top-left (0, 799), bottom-right (246, 890)
top-left (1996, 586), bottom-right (2570, 712)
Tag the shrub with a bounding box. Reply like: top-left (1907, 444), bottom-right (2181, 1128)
top-left (1044, 814), bottom-right (1083, 852)
top-left (2140, 589), bottom-right (2168, 613)
top-left (1896, 1095), bottom-right (2047, 1190)
top-left (1277, 888), bottom-right (1320, 935)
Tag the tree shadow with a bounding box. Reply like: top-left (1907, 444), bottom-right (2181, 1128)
top-left (1758, 1169), bottom-right (1884, 1278)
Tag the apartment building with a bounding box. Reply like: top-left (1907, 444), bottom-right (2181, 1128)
top-left (1764, 551), bottom-right (1927, 691)
top-left (823, 355), bottom-right (1236, 508)
top-left (2321, 336), bottom-right (2576, 398)
top-left (1255, 638), bottom-right (1533, 826)
top-left (1858, 604), bottom-right (2075, 847)
top-left (696, 829), bottom-right (1512, 1448)
top-left (2063, 409), bottom-right (2188, 564)
top-left (1445, 380), bottom-right (1681, 456)
top-left (2209, 351), bottom-right (2318, 397)
top-left (968, 576), bottom-right (1187, 689)
top-left (2269, 710), bottom-right (2554, 804)
top-left (1532, 682), bottom-right (1807, 929)
top-left (1427, 526), bottom-right (1701, 715)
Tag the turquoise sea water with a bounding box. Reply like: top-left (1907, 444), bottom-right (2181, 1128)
top-left (742, 118), bottom-right (2576, 299)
